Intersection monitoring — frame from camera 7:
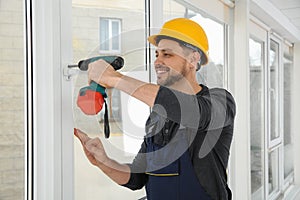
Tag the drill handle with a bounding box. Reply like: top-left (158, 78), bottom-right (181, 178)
top-left (89, 81), bottom-right (107, 98)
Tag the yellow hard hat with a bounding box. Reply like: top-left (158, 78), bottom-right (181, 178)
top-left (148, 18), bottom-right (209, 65)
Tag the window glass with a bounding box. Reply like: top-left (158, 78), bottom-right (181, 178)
top-left (99, 18), bottom-right (121, 52)
top-left (72, 0), bottom-right (147, 199)
top-left (283, 49), bottom-right (293, 179)
top-left (249, 38), bottom-right (265, 200)
top-left (269, 39), bottom-right (280, 141)
top-left (72, 0), bottom-right (227, 199)
top-left (100, 19), bottom-right (109, 50)
top-left (111, 20), bottom-right (120, 50)
top-left (268, 148), bottom-right (279, 194)
top-left (194, 14), bottom-right (225, 88)
top-left (0, 0), bottom-right (25, 199)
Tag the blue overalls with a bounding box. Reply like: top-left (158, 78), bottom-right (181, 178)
top-left (144, 128), bottom-right (212, 200)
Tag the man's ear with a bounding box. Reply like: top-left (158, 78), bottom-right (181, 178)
top-left (189, 51), bottom-right (201, 69)
top-left (192, 51), bottom-right (201, 63)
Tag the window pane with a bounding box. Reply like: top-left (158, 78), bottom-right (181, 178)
top-left (249, 38), bottom-right (265, 199)
top-left (268, 149), bottom-right (279, 194)
top-left (283, 51), bottom-right (293, 179)
top-left (112, 21), bottom-right (120, 50)
top-left (72, 1), bottom-right (147, 199)
top-left (195, 14), bottom-right (224, 88)
top-left (269, 40), bottom-right (279, 141)
top-left (100, 19), bottom-right (109, 50)
top-left (0, 0), bottom-right (25, 199)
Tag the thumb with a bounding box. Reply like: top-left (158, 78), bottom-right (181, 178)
top-left (74, 128), bottom-right (90, 145)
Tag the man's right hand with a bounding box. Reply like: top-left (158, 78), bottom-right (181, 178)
top-left (74, 128), bottom-right (109, 167)
top-left (74, 128), bottom-right (131, 185)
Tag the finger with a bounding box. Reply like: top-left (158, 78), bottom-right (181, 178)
top-left (74, 128), bottom-right (90, 144)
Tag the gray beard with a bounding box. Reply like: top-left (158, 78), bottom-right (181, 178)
top-left (159, 73), bottom-right (184, 86)
top-left (158, 61), bottom-right (189, 87)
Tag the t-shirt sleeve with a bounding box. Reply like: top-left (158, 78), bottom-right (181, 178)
top-left (207, 88), bottom-right (236, 130)
top-left (121, 169), bottom-right (148, 190)
top-left (153, 86), bottom-right (236, 131)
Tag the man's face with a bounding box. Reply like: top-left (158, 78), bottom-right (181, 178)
top-left (154, 39), bottom-right (190, 86)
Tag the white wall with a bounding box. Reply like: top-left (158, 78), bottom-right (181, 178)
top-left (229, 0), bottom-right (251, 199)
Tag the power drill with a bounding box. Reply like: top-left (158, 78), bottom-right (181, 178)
top-left (73, 56), bottom-right (124, 138)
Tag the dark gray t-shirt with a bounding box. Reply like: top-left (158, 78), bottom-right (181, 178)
top-left (122, 85), bottom-right (236, 200)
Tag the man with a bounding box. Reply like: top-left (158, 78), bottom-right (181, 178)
top-left (74, 18), bottom-right (236, 200)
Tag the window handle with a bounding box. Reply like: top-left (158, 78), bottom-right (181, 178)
top-left (63, 64), bottom-right (80, 81)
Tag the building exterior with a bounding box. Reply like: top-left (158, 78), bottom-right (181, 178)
top-left (0, 0), bottom-right (300, 199)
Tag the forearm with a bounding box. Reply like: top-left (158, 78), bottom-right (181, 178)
top-left (112, 72), bottom-right (159, 107)
top-left (98, 158), bottom-right (131, 185)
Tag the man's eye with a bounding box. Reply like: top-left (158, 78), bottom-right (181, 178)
top-left (155, 53), bottom-right (172, 57)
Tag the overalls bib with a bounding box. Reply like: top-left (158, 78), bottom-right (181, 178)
top-left (144, 129), bottom-right (212, 200)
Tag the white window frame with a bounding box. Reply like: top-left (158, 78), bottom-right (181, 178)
top-left (268, 35), bottom-right (283, 148)
top-left (249, 17), bottom-right (294, 200)
top-left (249, 17), bottom-right (269, 200)
top-left (25, 0), bottom-right (33, 199)
top-left (28, 0), bottom-right (74, 199)
top-left (268, 147), bottom-right (281, 200)
top-left (99, 18), bottom-right (121, 54)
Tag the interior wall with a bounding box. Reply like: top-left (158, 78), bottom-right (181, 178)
top-left (230, 0), bottom-right (251, 199)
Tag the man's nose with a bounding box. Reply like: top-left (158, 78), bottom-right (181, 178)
top-left (154, 55), bottom-right (163, 65)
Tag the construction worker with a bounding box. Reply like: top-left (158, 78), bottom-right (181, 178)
top-left (74, 18), bottom-right (236, 200)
